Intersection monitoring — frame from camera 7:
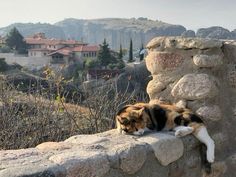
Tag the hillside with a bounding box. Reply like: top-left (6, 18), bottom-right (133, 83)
top-left (0, 18), bottom-right (186, 49)
top-left (0, 18), bottom-right (235, 50)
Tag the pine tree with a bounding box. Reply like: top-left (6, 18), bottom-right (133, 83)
top-left (97, 39), bottom-right (112, 68)
top-left (128, 39), bottom-right (133, 62)
top-left (6, 27), bottom-right (27, 54)
top-left (118, 44), bottom-right (123, 59)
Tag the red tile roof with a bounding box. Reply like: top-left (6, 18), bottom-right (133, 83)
top-left (25, 38), bottom-right (86, 46)
top-left (48, 47), bottom-right (72, 56)
top-left (73, 45), bottom-right (99, 52)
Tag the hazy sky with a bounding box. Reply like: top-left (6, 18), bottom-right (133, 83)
top-left (0, 0), bottom-right (235, 31)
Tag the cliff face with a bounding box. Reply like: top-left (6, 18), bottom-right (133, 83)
top-left (0, 18), bottom-right (186, 50)
top-left (1, 18), bottom-right (236, 50)
top-left (54, 18), bottom-right (186, 50)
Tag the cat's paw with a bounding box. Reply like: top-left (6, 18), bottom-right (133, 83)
top-left (175, 127), bottom-right (193, 137)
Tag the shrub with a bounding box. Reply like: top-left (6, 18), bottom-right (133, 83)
top-left (0, 69), bottom-right (148, 150)
top-left (0, 58), bottom-right (8, 72)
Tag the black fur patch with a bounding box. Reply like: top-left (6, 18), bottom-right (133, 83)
top-left (116, 105), bottom-right (131, 115)
top-left (174, 115), bottom-right (182, 125)
top-left (190, 114), bottom-right (203, 123)
top-left (151, 106), bottom-right (167, 131)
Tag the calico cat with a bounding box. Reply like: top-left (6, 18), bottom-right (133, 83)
top-left (116, 102), bottom-right (215, 171)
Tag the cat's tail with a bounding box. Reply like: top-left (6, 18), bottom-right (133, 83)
top-left (200, 143), bottom-right (212, 174)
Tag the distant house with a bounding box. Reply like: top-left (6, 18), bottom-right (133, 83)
top-left (25, 33), bottom-right (99, 65)
top-left (25, 33), bottom-right (87, 57)
top-left (73, 45), bottom-right (99, 61)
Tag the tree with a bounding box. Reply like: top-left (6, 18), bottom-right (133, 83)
top-left (139, 43), bottom-right (144, 61)
top-left (128, 39), bottom-right (133, 62)
top-left (0, 58), bottom-right (8, 72)
top-left (98, 39), bottom-right (114, 68)
top-left (118, 44), bottom-right (123, 59)
top-left (5, 27), bottom-right (27, 54)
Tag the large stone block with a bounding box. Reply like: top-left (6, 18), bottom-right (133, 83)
top-left (49, 150), bottom-right (110, 177)
top-left (147, 80), bottom-right (166, 98)
top-left (118, 143), bottom-right (147, 174)
top-left (137, 133), bottom-right (184, 166)
top-left (171, 74), bottom-right (219, 100)
top-left (145, 52), bottom-right (184, 74)
top-left (196, 105), bottom-right (222, 121)
top-left (147, 37), bottom-right (223, 50)
top-left (193, 54), bottom-right (223, 68)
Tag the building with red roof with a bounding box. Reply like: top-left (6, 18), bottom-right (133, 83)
top-left (25, 33), bottom-right (87, 58)
top-left (24, 33), bottom-right (99, 65)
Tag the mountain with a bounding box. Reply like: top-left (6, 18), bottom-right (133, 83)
top-left (54, 18), bottom-right (186, 49)
top-left (0, 18), bottom-right (186, 49)
top-left (196, 26), bottom-right (235, 39)
top-left (0, 18), bottom-right (235, 50)
top-left (0, 23), bottom-right (66, 39)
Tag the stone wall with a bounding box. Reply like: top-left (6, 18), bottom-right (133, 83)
top-left (0, 130), bottom-right (203, 177)
top-left (146, 37), bottom-right (236, 177)
top-left (0, 53), bottom-right (50, 69)
top-left (0, 37), bottom-right (236, 177)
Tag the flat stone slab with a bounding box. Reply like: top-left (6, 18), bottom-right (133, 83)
top-left (137, 133), bottom-right (184, 166)
top-left (0, 129), bottom-right (199, 177)
top-left (147, 36), bottom-right (223, 50)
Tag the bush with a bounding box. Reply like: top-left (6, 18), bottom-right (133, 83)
top-left (0, 69), bottom-right (148, 150)
top-left (0, 58), bottom-right (8, 72)
top-left (0, 46), bottom-right (12, 53)
top-left (84, 58), bottom-right (99, 69)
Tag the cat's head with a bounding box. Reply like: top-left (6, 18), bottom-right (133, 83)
top-left (115, 104), bottom-right (150, 135)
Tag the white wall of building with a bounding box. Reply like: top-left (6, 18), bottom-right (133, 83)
top-left (0, 53), bottom-right (50, 70)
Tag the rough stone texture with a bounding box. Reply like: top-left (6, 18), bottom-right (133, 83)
top-left (193, 55), bottom-right (223, 68)
top-left (0, 129), bottom-right (201, 177)
top-left (50, 151), bottom-right (110, 177)
top-left (147, 80), bottom-right (166, 98)
top-left (147, 36), bottom-right (223, 50)
top-left (118, 143), bottom-right (147, 174)
top-left (145, 52), bottom-right (184, 74)
top-left (171, 74), bottom-right (219, 100)
top-left (146, 36), bottom-right (236, 177)
top-left (137, 133), bottom-right (184, 166)
top-left (196, 105), bottom-right (222, 121)
top-left (1, 37), bottom-right (236, 177)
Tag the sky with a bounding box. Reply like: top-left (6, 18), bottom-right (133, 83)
top-left (0, 0), bottom-right (235, 31)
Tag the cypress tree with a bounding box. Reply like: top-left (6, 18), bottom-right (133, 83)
top-left (119, 44), bottom-right (123, 59)
top-left (128, 39), bottom-right (133, 62)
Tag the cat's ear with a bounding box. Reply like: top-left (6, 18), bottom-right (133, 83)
top-left (138, 107), bottom-right (145, 116)
top-left (131, 107), bottom-right (145, 116)
top-left (116, 105), bottom-right (131, 115)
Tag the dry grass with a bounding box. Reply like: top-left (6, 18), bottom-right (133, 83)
top-left (0, 74), bottom-right (148, 150)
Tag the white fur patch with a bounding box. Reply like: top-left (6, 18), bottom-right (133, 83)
top-left (174, 126), bottom-right (194, 137)
top-left (194, 126), bottom-right (215, 163)
top-left (132, 128), bottom-right (151, 136)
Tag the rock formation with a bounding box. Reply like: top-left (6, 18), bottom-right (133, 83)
top-left (146, 36), bottom-right (236, 177)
